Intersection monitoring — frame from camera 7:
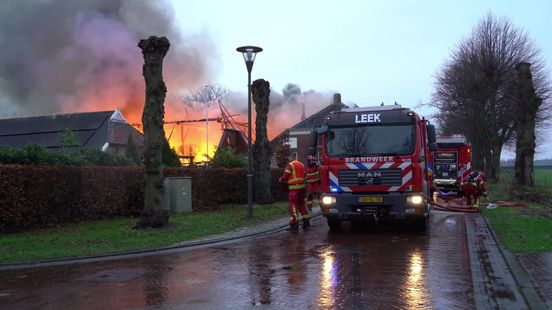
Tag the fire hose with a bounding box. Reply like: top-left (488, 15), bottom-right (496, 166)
top-left (429, 194), bottom-right (528, 213)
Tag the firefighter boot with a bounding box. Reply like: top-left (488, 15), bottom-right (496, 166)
top-left (302, 219), bottom-right (311, 228)
top-left (287, 223), bottom-right (299, 231)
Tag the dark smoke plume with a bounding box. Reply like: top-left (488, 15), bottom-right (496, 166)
top-left (0, 0), bottom-right (216, 118)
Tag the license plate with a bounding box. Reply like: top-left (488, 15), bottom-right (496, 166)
top-left (359, 196), bottom-right (383, 203)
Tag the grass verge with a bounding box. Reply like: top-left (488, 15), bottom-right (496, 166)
top-left (0, 202), bottom-right (288, 263)
top-left (481, 204), bottom-right (552, 253)
top-left (482, 168), bottom-right (552, 253)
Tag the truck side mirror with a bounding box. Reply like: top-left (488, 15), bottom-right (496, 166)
top-left (427, 125), bottom-right (436, 143)
top-left (309, 130), bottom-right (318, 147)
top-left (308, 130), bottom-right (318, 156)
top-left (429, 142), bottom-right (438, 152)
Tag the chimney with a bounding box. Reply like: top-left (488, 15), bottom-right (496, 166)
top-left (301, 101), bottom-right (306, 121)
top-left (333, 93), bottom-right (341, 105)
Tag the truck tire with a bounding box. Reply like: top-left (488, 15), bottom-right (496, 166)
top-left (413, 217), bottom-right (427, 230)
top-left (327, 219), bottom-right (342, 232)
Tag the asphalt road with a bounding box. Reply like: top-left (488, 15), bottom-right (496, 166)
top-left (0, 210), bottom-right (535, 309)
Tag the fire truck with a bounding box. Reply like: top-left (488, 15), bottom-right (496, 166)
top-left (433, 135), bottom-right (472, 192)
top-left (309, 105), bottom-right (437, 231)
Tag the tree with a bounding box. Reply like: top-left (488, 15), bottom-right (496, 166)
top-left (125, 134), bottom-right (142, 166)
top-left (162, 138), bottom-right (182, 167)
top-left (135, 36), bottom-right (170, 229)
top-left (514, 63), bottom-right (547, 186)
top-left (211, 147), bottom-right (247, 168)
top-left (186, 83), bottom-right (231, 105)
top-left (251, 79), bottom-right (273, 204)
top-left (60, 128), bottom-right (81, 150)
top-left (431, 13), bottom-right (550, 182)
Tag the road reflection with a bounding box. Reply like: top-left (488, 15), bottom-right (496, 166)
top-left (0, 213), bottom-right (474, 309)
top-left (318, 248), bottom-right (336, 308)
top-left (404, 249), bottom-right (426, 308)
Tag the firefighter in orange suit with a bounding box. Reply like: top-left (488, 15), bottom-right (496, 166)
top-left (279, 152), bottom-right (310, 230)
top-left (460, 171), bottom-right (488, 207)
top-left (305, 155), bottom-right (321, 211)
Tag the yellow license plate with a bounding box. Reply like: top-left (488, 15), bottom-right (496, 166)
top-left (359, 197), bottom-right (383, 203)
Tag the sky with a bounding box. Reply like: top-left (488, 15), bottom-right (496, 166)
top-left (172, 0), bottom-right (552, 159)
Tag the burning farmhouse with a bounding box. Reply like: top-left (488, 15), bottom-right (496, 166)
top-left (0, 103), bottom-right (249, 165)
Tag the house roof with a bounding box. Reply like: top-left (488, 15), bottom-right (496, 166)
top-left (289, 102), bottom-right (348, 132)
top-left (0, 110), bottom-right (115, 150)
top-left (269, 101), bottom-right (348, 148)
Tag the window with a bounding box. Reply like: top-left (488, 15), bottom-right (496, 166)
top-left (326, 124), bottom-right (415, 156)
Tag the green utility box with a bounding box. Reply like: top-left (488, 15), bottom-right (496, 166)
top-left (164, 177), bottom-right (192, 213)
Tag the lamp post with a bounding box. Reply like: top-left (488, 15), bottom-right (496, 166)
top-left (236, 45), bottom-right (262, 219)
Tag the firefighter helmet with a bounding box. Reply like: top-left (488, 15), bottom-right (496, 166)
top-left (468, 171), bottom-right (479, 182)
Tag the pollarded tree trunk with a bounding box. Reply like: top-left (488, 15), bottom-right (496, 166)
top-left (251, 79), bottom-right (273, 204)
top-left (135, 36), bottom-right (170, 228)
top-left (485, 144), bottom-right (502, 183)
top-left (514, 62), bottom-right (541, 187)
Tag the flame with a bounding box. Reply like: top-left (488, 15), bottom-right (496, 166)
top-left (124, 100), bottom-right (229, 163)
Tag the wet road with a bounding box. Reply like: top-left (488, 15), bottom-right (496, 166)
top-left (0, 211), bottom-right (475, 309)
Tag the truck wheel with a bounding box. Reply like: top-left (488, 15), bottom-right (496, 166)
top-left (327, 219), bottom-right (342, 232)
top-left (413, 217), bottom-right (427, 230)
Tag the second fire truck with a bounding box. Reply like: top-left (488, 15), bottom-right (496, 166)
top-left (433, 135), bottom-right (472, 192)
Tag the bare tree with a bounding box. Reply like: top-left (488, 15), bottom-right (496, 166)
top-left (186, 83), bottom-right (231, 107)
top-left (338, 128), bottom-right (369, 156)
top-left (135, 36), bottom-right (170, 229)
top-left (514, 63), bottom-right (548, 186)
top-left (431, 13), bottom-right (550, 182)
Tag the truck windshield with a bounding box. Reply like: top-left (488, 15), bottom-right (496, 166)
top-left (326, 124), bottom-right (415, 156)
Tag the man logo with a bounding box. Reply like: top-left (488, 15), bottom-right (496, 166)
top-left (357, 171), bottom-right (382, 178)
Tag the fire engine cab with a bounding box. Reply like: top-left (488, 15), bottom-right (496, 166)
top-left (433, 135), bottom-right (472, 192)
top-left (309, 105), bottom-right (437, 231)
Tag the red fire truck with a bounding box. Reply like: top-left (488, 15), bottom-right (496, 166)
top-left (309, 105), bottom-right (437, 231)
top-left (433, 135), bottom-right (472, 192)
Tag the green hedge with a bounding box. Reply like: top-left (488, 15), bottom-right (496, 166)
top-left (0, 165), bottom-right (286, 233)
top-left (0, 144), bottom-right (135, 166)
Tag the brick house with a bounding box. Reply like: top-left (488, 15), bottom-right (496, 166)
top-left (270, 93), bottom-right (348, 166)
top-left (0, 109), bottom-right (143, 155)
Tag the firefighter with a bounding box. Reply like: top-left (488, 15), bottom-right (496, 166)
top-left (305, 155), bottom-right (321, 211)
top-left (460, 171), bottom-right (488, 207)
top-left (279, 152), bottom-right (310, 230)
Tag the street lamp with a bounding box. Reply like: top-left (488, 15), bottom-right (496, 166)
top-left (236, 45), bottom-right (262, 219)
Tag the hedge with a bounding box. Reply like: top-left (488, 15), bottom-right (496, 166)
top-left (0, 165), bottom-right (287, 233)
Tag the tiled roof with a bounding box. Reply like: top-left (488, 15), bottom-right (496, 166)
top-left (0, 111), bottom-right (114, 150)
top-left (108, 121), bottom-right (144, 146)
top-left (270, 102), bottom-right (348, 147)
top-left (289, 102), bottom-right (348, 131)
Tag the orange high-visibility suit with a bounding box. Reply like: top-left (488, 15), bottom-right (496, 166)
top-left (279, 160), bottom-right (310, 226)
top-left (305, 156), bottom-right (321, 211)
top-left (461, 171), bottom-right (488, 207)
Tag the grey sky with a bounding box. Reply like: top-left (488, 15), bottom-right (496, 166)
top-left (173, 0), bottom-right (552, 159)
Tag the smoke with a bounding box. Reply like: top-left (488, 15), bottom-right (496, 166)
top-left (223, 83), bottom-right (334, 139)
top-left (0, 0), bottom-right (216, 120)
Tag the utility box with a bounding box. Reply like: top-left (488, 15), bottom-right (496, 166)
top-left (165, 177), bottom-right (192, 213)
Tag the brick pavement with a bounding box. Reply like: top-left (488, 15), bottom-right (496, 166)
top-left (517, 252), bottom-right (552, 308)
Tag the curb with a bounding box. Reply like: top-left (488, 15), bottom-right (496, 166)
top-left (481, 214), bottom-right (547, 309)
top-left (0, 211), bottom-right (322, 271)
